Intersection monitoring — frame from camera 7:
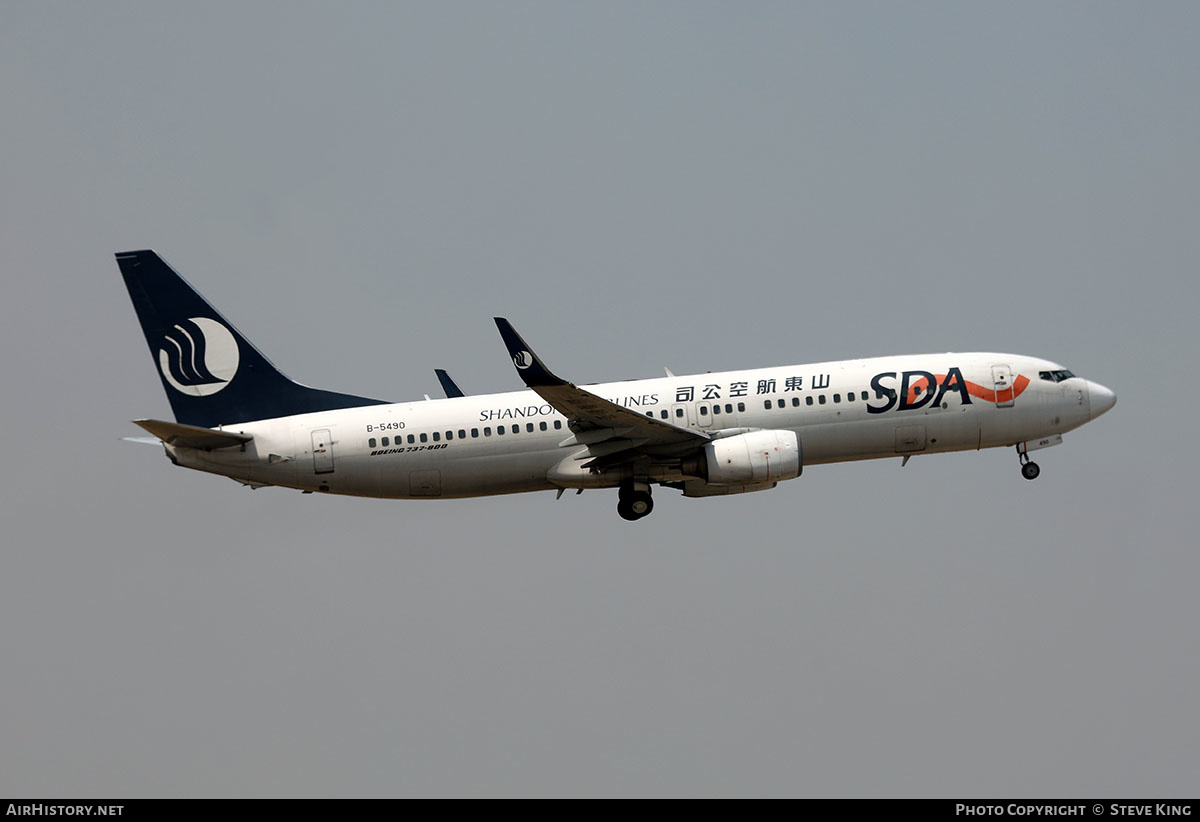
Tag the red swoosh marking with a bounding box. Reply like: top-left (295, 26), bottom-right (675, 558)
top-left (907, 373), bottom-right (1030, 405)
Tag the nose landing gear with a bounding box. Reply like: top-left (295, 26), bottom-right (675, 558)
top-left (1017, 445), bottom-right (1040, 480)
top-left (617, 481), bottom-right (654, 521)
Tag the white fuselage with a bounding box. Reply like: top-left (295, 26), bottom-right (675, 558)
top-left (166, 352), bottom-right (1110, 500)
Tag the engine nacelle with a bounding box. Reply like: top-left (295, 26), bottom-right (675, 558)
top-left (680, 480), bottom-right (778, 497)
top-left (701, 429), bottom-right (801, 485)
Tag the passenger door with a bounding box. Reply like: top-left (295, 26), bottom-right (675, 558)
top-left (311, 429), bottom-right (335, 474)
top-left (991, 365), bottom-right (1015, 408)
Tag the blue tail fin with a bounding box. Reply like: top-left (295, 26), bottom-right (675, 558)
top-left (116, 250), bottom-right (387, 427)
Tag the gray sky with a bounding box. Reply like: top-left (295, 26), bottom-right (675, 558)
top-left (1, 1), bottom-right (1197, 797)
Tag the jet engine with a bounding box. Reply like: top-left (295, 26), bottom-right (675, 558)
top-left (686, 429), bottom-right (801, 485)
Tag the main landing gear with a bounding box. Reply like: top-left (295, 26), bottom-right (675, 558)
top-left (617, 481), bottom-right (654, 521)
top-left (1017, 446), bottom-right (1041, 481)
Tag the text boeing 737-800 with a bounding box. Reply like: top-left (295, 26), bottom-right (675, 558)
top-left (117, 250), bottom-right (1116, 521)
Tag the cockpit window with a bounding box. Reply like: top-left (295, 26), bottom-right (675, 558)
top-left (1039, 369), bottom-right (1076, 383)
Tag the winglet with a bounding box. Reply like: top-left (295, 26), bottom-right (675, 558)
top-left (434, 368), bottom-right (466, 398)
top-left (494, 318), bottom-right (568, 388)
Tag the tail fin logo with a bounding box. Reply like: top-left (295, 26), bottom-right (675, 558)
top-left (157, 317), bottom-right (240, 396)
top-left (513, 351), bottom-right (534, 370)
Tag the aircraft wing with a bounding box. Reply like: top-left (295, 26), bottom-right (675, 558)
top-left (494, 319), bottom-right (709, 464)
top-left (133, 418), bottom-right (253, 450)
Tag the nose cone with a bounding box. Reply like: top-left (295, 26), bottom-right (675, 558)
top-left (1088, 381), bottom-right (1117, 419)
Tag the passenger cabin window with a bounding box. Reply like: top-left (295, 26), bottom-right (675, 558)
top-left (539, 422), bottom-right (547, 431)
top-left (407, 434), bottom-right (415, 444)
top-left (471, 428), bottom-right (479, 438)
top-left (511, 425), bottom-right (519, 434)
top-left (660, 410), bottom-right (668, 419)
top-left (763, 400), bottom-right (772, 409)
top-left (675, 408), bottom-right (684, 418)
top-left (497, 426), bottom-right (505, 435)
top-left (368, 438), bottom-right (376, 448)
top-left (527, 423), bottom-right (534, 432)
top-left (420, 433), bottom-right (428, 443)
top-left (833, 394), bottom-right (841, 403)
top-left (432, 432), bottom-right (440, 442)
top-left (725, 404), bottom-right (733, 413)
top-left (554, 420), bottom-right (563, 429)
top-left (806, 396), bottom-right (814, 406)
top-left (737, 402), bottom-right (745, 412)
top-left (819, 395), bottom-right (826, 405)
top-left (862, 391), bottom-right (868, 401)
top-left (484, 427), bottom-right (492, 436)
top-left (382, 437), bottom-right (389, 446)
top-left (699, 406), bottom-right (708, 416)
top-left (459, 429), bottom-right (467, 439)
top-left (792, 397), bottom-right (800, 407)
top-left (712, 405), bottom-right (721, 415)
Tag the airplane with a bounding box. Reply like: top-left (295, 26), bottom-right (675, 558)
top-left (116, 250), bottom-right (1116, 521)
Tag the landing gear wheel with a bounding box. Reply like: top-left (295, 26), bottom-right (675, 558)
top-left (617, 491), bottom-right (654, 521)
top-left (1016, 444), bottom-right (1042, 481)
top-left (629, 493), bottom-right (653, 518)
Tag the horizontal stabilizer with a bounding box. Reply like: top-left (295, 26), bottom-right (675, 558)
top-left (133, 418), bottom-right (253, 450)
